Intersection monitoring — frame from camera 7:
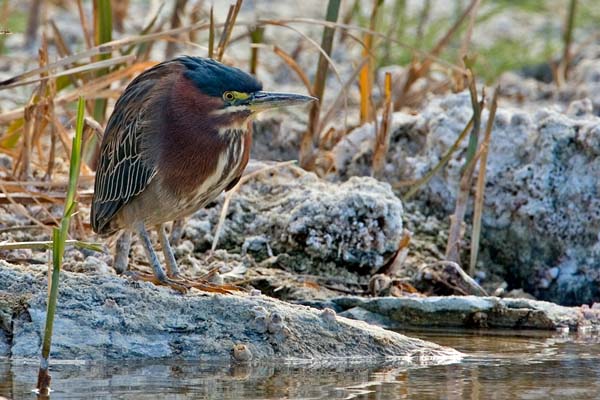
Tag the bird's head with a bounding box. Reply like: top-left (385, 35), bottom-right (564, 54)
top-left (177, 56), bottom-right (316, 126)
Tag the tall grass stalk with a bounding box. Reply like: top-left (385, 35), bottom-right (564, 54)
top-left (300, 0), bottom-right (341, 169)
top-left (559, 0), bottom-right (577, 83)
top-left (36, 97), bottom-right (85, 395)
top-left (469, 87), bottom-right (499, 276)
top-left (208, 6), bottom-right (215, 58)
top-left (463, 62), bottom-right (481, 171)
top-left (358, 0), bottom-right (383, 124)
top-left (445, 74), bottom-right (485, 264)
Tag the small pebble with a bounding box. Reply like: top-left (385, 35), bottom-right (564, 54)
top-left (232, 344), bottom-right (252, 361)
top-left (104, 298), bottom-right (117, 308)
top-left (321, 308), bottom-right (337, 323)
top-left (208, 272), bottom-right (224, 285)
top-left (538, 278), bottom-right (550, 289)
top-left (250, 289), bottom-right (261, 296)
top-left (252, 315), bottom-right (268, 333)
top-left (268, 312), bottom-right (284, 334)
top-left (556, 325), bottom-right (569, 335)
top-left (546, 267), bottom-right (560, 280)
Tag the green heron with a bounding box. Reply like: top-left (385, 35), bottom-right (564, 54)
top-left (91, 56), bottom-right (315, 291)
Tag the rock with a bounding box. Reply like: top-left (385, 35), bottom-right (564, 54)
top-left (187, 163), bottom-right (404, 275)
top-left (332, 91), bottom-right (600, 305)
top-left (301, 296), bottom-right (592, 331)
top-left (0, 330), bottom-right (9, 357)
top-left (232, 344), bottom-right (253, 362)
top-left (0, 261), bottom-right (459, 361)
top-left (503, 289), bottom-right (536, 300)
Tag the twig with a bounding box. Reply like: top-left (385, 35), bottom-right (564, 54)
top-left (403, 116), bottom-right (474, 201)
top-left (215, 0), bottom-right (243, 62)
top-left (299, 0), bottom-right (341, 169)
top-left (0, 239), bottom-right (103, 252)
top-left (446, 70), bottom-right (484, 264)
top-left (558, 0), bottom-right (577, 84)
top-left (469, 87), bottom-right (499, 275)
top-left (372, 72), bottom-right (392, 177)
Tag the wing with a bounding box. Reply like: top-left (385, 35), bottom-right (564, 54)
top-left (91, 61), bottom-right (177, 234)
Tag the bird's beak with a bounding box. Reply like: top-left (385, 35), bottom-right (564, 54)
top-left (247, 91), bottom-right (317, 112)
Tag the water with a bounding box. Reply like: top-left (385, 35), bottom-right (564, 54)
top-left (2, 329), bottom-right (599, 399)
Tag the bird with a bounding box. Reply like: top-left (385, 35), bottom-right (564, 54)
top-left (90, 56), bottom-right (315, 292)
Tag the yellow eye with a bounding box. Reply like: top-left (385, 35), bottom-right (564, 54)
top-left (223, 91), bottom-right (235, 101)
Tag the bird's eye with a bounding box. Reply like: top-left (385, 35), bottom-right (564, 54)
top-left (223, 91), bottom-right (235, 101)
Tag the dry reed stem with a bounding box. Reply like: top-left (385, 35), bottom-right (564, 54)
top-left (455, 0), bottom-right (480, 91)
top-left (415, 0), bottom-right (431, 48)
top-left (165, 0), bottom-right (189, 59)
top-left (0, 176), bottom-right (95, 189)
top-left (76, 0), bottom-right (93, 49)
top-left (445, 86), bottom-right (485, 264)
top-left (358, 0), bottom-right (381, 125)
top-left (249, 26), bottom-right (265, 75)
top-left (298, 0), bottom-right (341, 169)
top-left (558, 0), bottom-right (578, 84)
top-left (317, 56), bottom-right (369, 137)
top-left (0, 191), bottom-right (93, 206)
top-left (0, 239), bottom-right (102, 252)
top-left (464, 67), bottom-right (482, 168)
top-left (44, 62), bottom-right (57, 181)
top-left (0, 185), bottom-right (52, 231)
top-left (16, 36), bottom-right (50, 179)
top-left (469, 87), bottom-right (499, 275)
top-left (402, 116), bottom-right (474, 200)
top-left (0, 19), bottom-right (212, 87)
top-left (396, 0), bottom-right (479, 109)
top-left (208, 6), bottom-right (215, 58)
top-left (0, 55), bottom-right (136, 90)
top-left (216, 0), bottom-right (243, 62)
top-left (49, 19), bottom-right (72, 57)
top-left (270, 45), bottom-right (314, 96)
top-left (269, 17), bottom-right (467, 74)
top-left (25, 0), bottom-right (42, 48)
top-left (372, 72), bottom-right (393, 177)
top-left (0, 61), bottom-right (154, 124)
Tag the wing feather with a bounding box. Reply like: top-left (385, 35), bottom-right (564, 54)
top-left (91, 61), bottom-right (177, 233)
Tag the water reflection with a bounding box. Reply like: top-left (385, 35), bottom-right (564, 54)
top-left (2, 329), bottom-right (599, 399)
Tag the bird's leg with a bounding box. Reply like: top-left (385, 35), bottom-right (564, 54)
top-left (132, 221), bottom-right (187, 293)
top-left (157, 223), bottom-right (180, 278)
top-left (114, 230), bottom-right (131, 274)
top-left (170, 218), bottom-right (186, 246)
top-left (132, 222), bottom-right (239, 295)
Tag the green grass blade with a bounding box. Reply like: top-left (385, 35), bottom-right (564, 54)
top-left (65, 99), bottom-right (85, 211)
top-left (36, 97), bottom-right (86, 394)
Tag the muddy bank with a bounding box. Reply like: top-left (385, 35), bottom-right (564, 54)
top-left (0, 261), bottom-right (460, 361)
top-left (301, 295), bottom-right (600, 332)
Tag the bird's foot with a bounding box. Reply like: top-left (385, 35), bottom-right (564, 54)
top-left (170, 268), bottom-right (242, 294)
top-left (124, 270), bottom-right (189, 293)
top-left (125, 269), bottom-right (242, 294)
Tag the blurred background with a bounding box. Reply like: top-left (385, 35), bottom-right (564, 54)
top-left (0, 0), bottom-right (599, 306)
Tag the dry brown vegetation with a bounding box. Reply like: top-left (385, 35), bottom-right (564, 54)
top-left (0, 0), bottom-right (586, 391)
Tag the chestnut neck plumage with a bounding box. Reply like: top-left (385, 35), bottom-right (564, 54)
top-left (157, 74), bottom-right (252, 196)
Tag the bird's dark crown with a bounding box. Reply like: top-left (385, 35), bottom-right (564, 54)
top-left (178, 56), bottom-right (262, 97)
